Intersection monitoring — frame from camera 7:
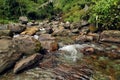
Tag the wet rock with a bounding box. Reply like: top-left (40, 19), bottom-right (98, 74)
top-left (0, 30), bottom-right (12, 37)
top-left (12, 35), bottom-right (42, 55)
top-left (0, 51), bottom-right (22, 74)
top-left (21, 27), bottom-right (38, 35)
top-left (7, 23), bottom-right (26, 33)
top-left (14, 53), bottom-right (43, 73)
top-left (100, 30), bottom-right (120, 43)
top-left (19, 16), bottom-right (28, 24)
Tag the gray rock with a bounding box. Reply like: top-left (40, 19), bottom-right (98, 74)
top-left (71, 29), bottom-right (79, 34)
top-left (0, 30), bottom-right (12, 37)
top-left (64, 21), bottom-right (70, 29)
top-left (19, 16), bottom-right (28, 24)
top-left (0, 25), bottom-right (8, 30)
top-left (0, 51), bottom-right (22, 74)
top-left (0, 37), bottom-right (22, 74)
top-left (12, 35), bottom-right (42, 55)
top-left (0, 37), bottom-right (12, 53)
top-left (7, 23), bottom-right (26, 33)
top-left (14, 53), bottom-right (43, 73)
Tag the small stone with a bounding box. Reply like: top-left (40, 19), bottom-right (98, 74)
top-left (19, 16), bottom-right (28, 24)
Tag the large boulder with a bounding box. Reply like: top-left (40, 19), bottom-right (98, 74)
top-left (12, 35), bottom-right (42, 55)
top-left (0, 52), bottom-right (22, 74)
top-left (14, 53), bottom-right (43, 73)
top-left (0, 37), bottom-right (22, 74)
top-left (7, 23), bottom-right (26, 33)
top-left (100, 30), bottom-right (120, 43)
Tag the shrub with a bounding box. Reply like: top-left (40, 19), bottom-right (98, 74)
top-left (88, 0), bottom-right (120, 30)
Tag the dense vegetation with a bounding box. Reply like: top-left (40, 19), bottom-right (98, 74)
top-left (0, 0), bottom-right (120, 30)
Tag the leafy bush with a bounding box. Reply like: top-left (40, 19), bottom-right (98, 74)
top-left (89, 0), bottom-right (120, 30)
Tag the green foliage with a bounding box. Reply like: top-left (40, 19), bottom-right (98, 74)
top-left (0, 0), bottom-right (119, 31)
top-left (89, 0), bottom-right (120, 29)
top-left (54, 0), bottom-right (92, 22)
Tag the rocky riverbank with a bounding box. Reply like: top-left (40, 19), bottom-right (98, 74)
top-left (0, 17), bottom-right (120, 80)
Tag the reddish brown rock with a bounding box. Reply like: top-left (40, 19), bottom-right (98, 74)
top-left (38, 34), bottom-right (58, 52)
top-left (40, 41), bottom-right (58, 52)
top-left (82, 47), bottom-right (95, 55)
top-left (13, 53), bottom-right (43, 73)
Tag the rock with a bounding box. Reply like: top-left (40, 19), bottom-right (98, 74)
top-left (64, 21), bottom-right (70, 29)
top-left (19, 16), bottom-right (28, 24)
top-left (71, 29), bottom-right (79, 34)
top-left (0, 30), bottom-right (12, 37)
top-left (7, 23), bottom-right (26, 33)
top-left (52, 29), bottom-right (71, 36)
top-left (0, 51), bottom-right (22, 74)
top-left (12, 35), bottom-right (42, 55)
top-left (21, 27), bottom-right (38, 35)
top-left (76, 35), bottom-right (93, 43)
top-left (13, 53), bottom-right (43, 73)
top-left (27, 22), bottom-right (34, 27)
top-left (80, 20), bottom-right (89, 27)
top-left (0, 25), bottom-right (8, 30)
top-left (0, 37), bottom-right (12, 53)
top-left (38, 34), bottom-right (55, 41)
top-left (80, 27), bottom-right (89, 35)
top-left (71, 22), bottom-right (81, 29)
top-left (88, 33), bottom-right (100, 41)
top-left (45, 27), bottom-right (53, 34)
top-left (100, 30), bottom-right (120, 43)
top-left (82, 47), bottom-right (95, 55)
top-left (38, 34), bottom-right (58, 52)
top-left (40, 41), bottom-right (58, 52)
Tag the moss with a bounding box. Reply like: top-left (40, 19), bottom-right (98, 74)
top-left (34, 40), bottom-right (42, 52)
